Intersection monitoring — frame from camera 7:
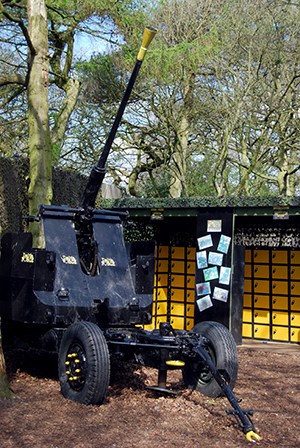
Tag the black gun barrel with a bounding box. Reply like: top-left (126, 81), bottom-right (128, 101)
top-left (80, 26), bottom-right (157, 212)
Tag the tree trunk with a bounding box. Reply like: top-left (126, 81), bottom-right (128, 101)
top-left (27, 0), bottom-right (52, 247)
top-left (169, 73), bottom-right (195, 198)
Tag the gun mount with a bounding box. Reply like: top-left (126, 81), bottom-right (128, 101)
top-left (0, 27), bottom-right (261, 442)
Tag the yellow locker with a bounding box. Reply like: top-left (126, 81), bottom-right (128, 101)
top-left (272, 296), bottom-right (288, 310)
top-left (291, 282), bottom-right (300, 295)
top-left (243, 294), bottom-right (252, 308)
top-left (272, 326), bottom-right (289, 341)
top-left (156, 287), bottom-right (168, 301)
top-left (186, 290), bottom-right (195, 303)
top-left (242, 323), bottom-right (252, 338)
top-left (155, 274), bottom-right (168, 287)
top-left (290, 250), bottom-right (300, 264)
top-left (187, 276), bottom-right (195, 288)
top-left (186, 318), bottom-right (194, 330)
top-left (254, 280), bottom-right (270, 294)
top-left (254, 325), bottom-right (270, 339)
top-left (253, 295), bottom-right (269, 309)
top-left (170, 247), bottom-right (185, 259)
top-left (271, 250), bottom-right (288, 264)
top-left (291, 313), bottom-right (300, 326)
top-left (171, 275), bottom-right (185, 288)
top-left (271, 266), bottom-right (288, 279)
top-left (158, 246), bottom-right (169, 258)
top-left (244, 264), bottom-right (252, 278)
top-left (186, 304), bottom-right (194, 317)
top-left (254, 310), bottom-right (270, 325)
top-left (170, 316), bottom-right (185, 329)
top-left (187, 261), bottom-right (196, 274)
top-left (156, 316), bottom-right (168, 326)
top-left (272, 281), bottom-right (288, 295)
top-left (272, 311), bottom-right (289, 326)
top-left (254, 250), bottom-right (269, 263)
top-left (243, 309), bottom-right (252, 323)
top-left (187, 247), bottom-right (196, 260)
top-left (254, 265), bottom-right (270, 278)
top-left (170, 302), bottom-right (185, 316)
top-left (157, 259), bottom-right (169, 272)
top-left (245, 249), bottom-right (252, 263)
top-left (170, 289), bottom-right (185, 301)
top-left (156, 301), bottom-right (168, 315)
top-left (244, 279), bottom-right (252, 293)
top-left (291, 298), bottom-right (300, 311)
top-left (290, 266), bottom-right (300, 279)
top-left (291, 328), bottom-right (300, 343)
top-left (171, 260), bottom-right (185, 273)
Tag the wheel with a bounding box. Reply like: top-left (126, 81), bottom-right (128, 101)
top-left (58, 321), bottom-right (110, 405)
top-left (183, 321), bottom-right (238, 398)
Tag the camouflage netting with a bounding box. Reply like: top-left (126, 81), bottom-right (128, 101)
top-left (0, 156), bottom-right (28, 234)
top-left (0, 157), bottom-right (87, 234)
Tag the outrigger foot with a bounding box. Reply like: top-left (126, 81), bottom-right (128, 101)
top-left (245, 430), bottom-right (262, 442)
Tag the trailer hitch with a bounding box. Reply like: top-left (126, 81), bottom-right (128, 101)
top-left (193, 345), bottom-right (261, 442)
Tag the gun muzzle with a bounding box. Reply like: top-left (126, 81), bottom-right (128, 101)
top-left (137, 26), bottom-right (157, 61)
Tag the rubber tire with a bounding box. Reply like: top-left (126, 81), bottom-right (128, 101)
top-left (182, 321), bottom-right (238, 398)
top-left (58, 321), bottom-right (110, 405)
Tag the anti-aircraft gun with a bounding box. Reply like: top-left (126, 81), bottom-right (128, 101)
top-left (0, 28), bottom-right (261, 442)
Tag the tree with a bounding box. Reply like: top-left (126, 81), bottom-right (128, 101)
top-left (0, 0), bottom-right (148, 220)
top-left (62, 0), bottom-right (223, 198)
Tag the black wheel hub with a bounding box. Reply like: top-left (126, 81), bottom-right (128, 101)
top-left (65, 342), bottom-right (87, 391)
top-left (197, 344), bottom-right (216, 385)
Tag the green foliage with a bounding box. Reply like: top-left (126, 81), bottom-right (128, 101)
top-left (76, 54), bottom-right (126, 105)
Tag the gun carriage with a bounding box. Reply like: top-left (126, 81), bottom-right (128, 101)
top-left (0, 28), bottom-right (260, 442)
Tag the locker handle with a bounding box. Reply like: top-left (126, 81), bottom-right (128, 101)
top-left (254, 282), bottom-right (258, 288)
top-left (273, 314), bottom-right (277, 319)
top-left (254, 298), bottom-right (258, 303)
top-left (272, 283), bottom-right (276, 289)
top-left (291, 315), bottom-right (295, 321)
top-left (291, 269), bottom-right (295, 275)
top-left (254, 267), bottom-right (258, 273)
top-left (273, 329), bottom-right (277, 334)
top-left (171, 291), bottom-right (174, 296)
top-left (171, 262), bottom-right (175, 268)
top-left (254, 312), bottom-right (258, 317)
top-left (272, 299), bottom-right (276, 304)
top-left (272, 268), bottom-right (276, 274)
top-left (291, 300), bottom-right (295, 305)
top-left (291, 284), bottom-right (295, 290)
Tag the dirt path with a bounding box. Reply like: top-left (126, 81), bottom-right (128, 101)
top-left (0, 346), bottom-right (299, 447)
